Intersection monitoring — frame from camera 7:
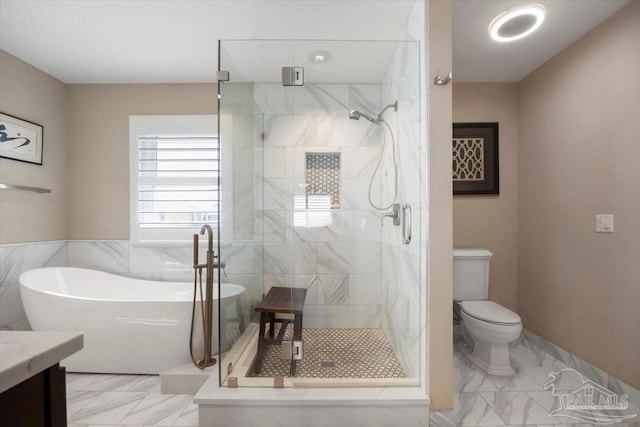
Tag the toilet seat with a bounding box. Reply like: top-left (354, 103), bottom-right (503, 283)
top-left (459, 300), bottom-right (521, 325)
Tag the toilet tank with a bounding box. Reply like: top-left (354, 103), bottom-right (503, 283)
top-left (453, 249), bottom-right (492, 301)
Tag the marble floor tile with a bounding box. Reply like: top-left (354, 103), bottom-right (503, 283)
top-left (66, 390), bottom-right (102, 418)
top-left (119, 392), bottom-right (193, 425)
top-left (127, 375), bottom-right (162, 392)
top-left (521, 367), bottom-right (584, 390)
top-left (480, 391), bottom-right (564, 425)
top-left (173, 400), bottom-right (199, 426)
top-left (487, 370), bottom-right (545, 392)
top-left (69, 391), bottom-right (147, 425)
top-left (510, 344), bottom-right (567, 370)
top-left (455, 361), bottom-right (499, 392)
top-left (430, 393), bottom-right (506, 427)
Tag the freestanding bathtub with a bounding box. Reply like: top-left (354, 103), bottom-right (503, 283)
top-left (19, 267), bottom-right (245, 374)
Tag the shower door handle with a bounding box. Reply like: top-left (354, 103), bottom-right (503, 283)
top-left (402, 203), bottom-right (412, 245)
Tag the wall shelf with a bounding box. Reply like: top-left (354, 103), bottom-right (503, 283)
top-left (0, 183), bottom-right (52, 194)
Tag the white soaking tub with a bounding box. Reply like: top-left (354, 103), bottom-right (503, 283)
top-left (19, 267), bottom-right (245, 374)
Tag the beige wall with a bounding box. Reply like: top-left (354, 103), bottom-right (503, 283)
top-left (518, 1), bottom-right (640, 388)
top-left (67, 84), bottom-right (217, 239)
top-left (427, 0), bottom-right (454, 410)
top-left (453, 83), bottom-right (518, 311)
top-left (0, 50), bottom-right (68, 244)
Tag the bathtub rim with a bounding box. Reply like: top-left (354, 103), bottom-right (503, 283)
top-left (19, 266), bottom-right (245, 303)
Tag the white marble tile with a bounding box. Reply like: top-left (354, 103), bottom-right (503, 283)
top-left (66, 390), bottom-right (101, 418)
top-left (173, 400), bottom-right (199, 426)
top-left (263, 146), bottom-right (292, 178)
top-left (129, 245), bottom-right (192, 274)
top-left (68, 241), bottom-right (129, 273)
top-left (303, 304), bottom-right (381, 329)
top-left (349, 274), bottom-right (382, 305)
top-left (262, 210), bottom-right (288, 242)
top-left (119, 392), bottom-right (193, 426)
top-left (341, 179), bottom-right (382, 211)
top-left (348, 210), bottom-right (382, 242)
top-left (291, 209), bottom-right (350, 242)
top-left (487, 370), bottom-right (546, 392)
top-left (480, 391), bottom-right (563, 425)
top-left (200, 403), bottom-right (428, 427)
top-left (0, 241), bottom-right (67, 286)
top-left (317, 115), bottom-right (381, 148)
top-left (254, 83), bottom-right (286, 115)
top-left (317, 242), bottom-right (353, 274)
top-left (522, 367), bottom-right (584, 390)
top-left (346, 146), bottom-right (383, 179)
top-left (287, 84), bottom-right (349, 115)
top-left (292, 115), bottom-right (319, 147)
top-left (353, 242), bottom-right (381, 274)
top-left (69, 391), bottom-right (146, 425)
top-left (262, 114), bottom-right (295, 146)
top-left (430, 393), bottom-right (506, 427)
top-left (349, 84), bottom-right (382, 114)
top-left (263, 178), bottom-right (292, 210)
top-left (316, 274), bottom-right (349, 305)
top-left (0, 284), bottom-right (26, 326)
top-left (455, 360), bottom-right (500, 392)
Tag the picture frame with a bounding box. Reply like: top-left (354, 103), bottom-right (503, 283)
top-left (0, 112), bottom-right (44, 165)
top-left (452, 122), bottom-right (499, 195)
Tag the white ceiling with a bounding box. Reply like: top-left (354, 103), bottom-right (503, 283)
top-left (0, 0), bottom-right (631, 84)
top-left (452, 0), bottom-right (630, 82)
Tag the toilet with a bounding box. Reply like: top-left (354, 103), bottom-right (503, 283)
top-left (453, 249), bottom-right (522, 376)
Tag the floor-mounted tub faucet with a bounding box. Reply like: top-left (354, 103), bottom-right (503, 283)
top-left (381, 203), bottom-right (400, 226)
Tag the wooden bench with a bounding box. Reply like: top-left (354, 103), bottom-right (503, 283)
top-left (254, 286), bottom-right (307, 376)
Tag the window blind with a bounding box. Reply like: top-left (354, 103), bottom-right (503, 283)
top-left (137, 133), bottom-right (219, 230)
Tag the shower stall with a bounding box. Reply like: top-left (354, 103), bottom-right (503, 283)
top-left (214, 39), bottom-right (425, 388)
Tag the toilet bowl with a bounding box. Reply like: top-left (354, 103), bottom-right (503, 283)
top-left (458, 300), bottom-right (522, 376)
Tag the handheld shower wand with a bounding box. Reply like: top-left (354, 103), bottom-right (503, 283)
top-left (349, 100), bottom-right (398, 124)
top-left (348, 100), bottom-right (399, 211)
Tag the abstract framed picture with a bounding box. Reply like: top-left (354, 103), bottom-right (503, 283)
top-left (0, 112), bottom-right (44, 165)
top-left (453, 122), bottom-right (499, 195)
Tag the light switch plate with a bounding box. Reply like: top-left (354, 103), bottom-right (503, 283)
top-left (596, 214), bottom-right (614, 233)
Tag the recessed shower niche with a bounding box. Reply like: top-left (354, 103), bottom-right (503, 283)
top-left (305, 152), bottom-right (341, 209)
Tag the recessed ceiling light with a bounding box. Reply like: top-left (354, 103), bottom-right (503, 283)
top-left (309, 51), bottom-right (332, 63)
top-left (489, 4), bottom-right (546, 43)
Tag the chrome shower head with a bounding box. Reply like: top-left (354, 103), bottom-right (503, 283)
top-left (349, 109), bottom-right (378, 123)
top-left (348, 100), bottom-right (398, 124)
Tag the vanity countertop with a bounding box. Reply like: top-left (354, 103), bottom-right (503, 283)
top-left (0, 331), bottom-right (83, 393)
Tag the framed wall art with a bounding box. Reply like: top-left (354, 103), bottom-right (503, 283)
top-left (452, 122), bottom-right (499, 195)
top-left (0, 112), bottom-right (44, 165)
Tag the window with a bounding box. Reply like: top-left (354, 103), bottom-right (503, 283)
top-left (129, 115), bottom-right (226, 243)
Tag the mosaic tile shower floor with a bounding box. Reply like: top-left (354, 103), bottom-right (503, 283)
top-left (247, 327), bottom-right (406, 379)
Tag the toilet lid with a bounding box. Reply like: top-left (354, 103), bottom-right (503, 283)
top-left (460, 301), bottom-right (521, 325)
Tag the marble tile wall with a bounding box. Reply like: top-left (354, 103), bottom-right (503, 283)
top-left (0, 240), bottom-right (67, 330)
top-left (253, 82), bottom-right (386, 329)
top-left (379, 0), bottom-right (426, 379)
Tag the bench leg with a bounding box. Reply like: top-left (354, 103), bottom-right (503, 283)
top-left (255, 312), bottom-right (268, 374)
top-left (268, 313), bottom-right (275, 338)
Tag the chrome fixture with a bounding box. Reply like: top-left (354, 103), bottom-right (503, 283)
top-left (348, 100), bottom-right (399, 211)
top-left (282, 66), bottom-right (304, 86)
top-left (381, 203), bottom-right (400, 226)
top-left (349, 100), bottom-right (398, 124)
top-left (402, 203), bottom-right (412, 245)
top-left (434, 72), bottom-right (452, 86)
top-left (189, 224), bottom-right (218, 369)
